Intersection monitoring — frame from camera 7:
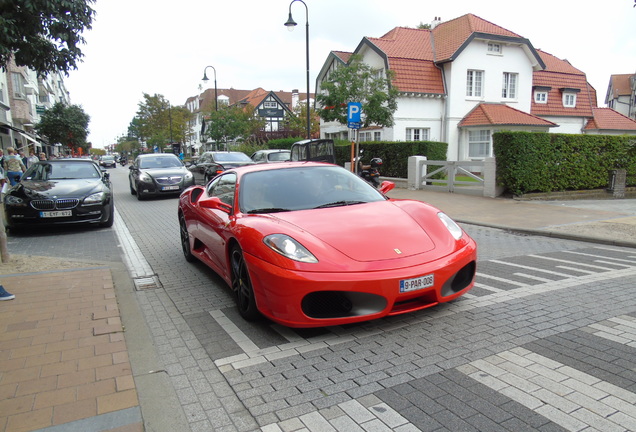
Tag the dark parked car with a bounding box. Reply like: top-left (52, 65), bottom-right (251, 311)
top-left (187, 151), bottom-right (255, 185)
top-left (99, 155), bottom-right (117, 168)
top-left (128, 153), bottom-right (195, 200)
top-left (250, 149), bottom-right (291, 164)
top-left (4, 159), bottom-right (114, 229)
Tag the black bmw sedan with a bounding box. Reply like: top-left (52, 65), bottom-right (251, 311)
top-left (128, 153), bottom-right (195, 200)
top-left (4, 159), bottom-right (114, 229)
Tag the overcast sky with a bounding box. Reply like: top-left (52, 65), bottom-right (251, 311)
top-left (64, 0), bottom-right (636, 149)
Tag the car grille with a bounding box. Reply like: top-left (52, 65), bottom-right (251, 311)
top-left (156, 176), bottom-right (183, 185)
top-left (30, 199), bottom-right (80, 211)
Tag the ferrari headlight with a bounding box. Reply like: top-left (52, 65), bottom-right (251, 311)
top-left (84, 192), bottom-right (105, 205)
top-left (438, 212), bottom-right (463, 240)
top-left (264, 234), bottom-right (318, 263)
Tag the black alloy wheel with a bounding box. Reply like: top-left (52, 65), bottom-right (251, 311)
top-left (231, 245), bottom-right (259, 321)
top-left (179, 214), bottom-right (195, 262)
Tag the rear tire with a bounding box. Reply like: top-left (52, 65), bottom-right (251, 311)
top-left (179, 214), bottom-right (195, 262)
top-left (231, 245), bottom-right (259, 321)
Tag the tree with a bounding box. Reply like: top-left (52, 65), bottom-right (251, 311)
top-left (35, 102), bottom-right (90, 154)
top-left (316, 54), bottom-right (399, 128)
top-left (286, 103), bottom-right (320, 138)
top-left (0, 0), bottom-right (96, 75)
top-left (204, 105), bottom-right (265, 149)
top-left (133, 93), bottom-right (193, 152)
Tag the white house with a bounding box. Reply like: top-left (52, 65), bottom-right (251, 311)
top-left (316, 14), bottom-right (636, 161)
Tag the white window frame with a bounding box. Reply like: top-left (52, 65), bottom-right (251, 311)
top-left (468, 129), bottom-right (491, 158)
top-left (373, 131), bottom-right (381, 141)
top-left (11, 73), bottom-right (25, 99)
top-left (263, 101), bottom-right (277, 109)
top-left (487, 42), bottom-right (502, 54)
top-left (405, 128), bottom-right (430, 141)
top-left (563, 93), bottom-right (576, 107)
top-left (534, 91), bottom-right (548, 104)
top-left (502, 72), bottom-right (518, 100)
top-left (466, 70), bottom-right (484, 98)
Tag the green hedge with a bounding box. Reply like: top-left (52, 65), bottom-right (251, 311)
top-left (494, 131), bottom-right (636, 195)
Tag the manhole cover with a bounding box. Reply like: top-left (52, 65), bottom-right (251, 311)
top-left (133, 275), bottom-right (162, 290)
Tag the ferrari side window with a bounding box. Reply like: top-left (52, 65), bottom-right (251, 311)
top-left (208, 173), bottom-right (236, 207)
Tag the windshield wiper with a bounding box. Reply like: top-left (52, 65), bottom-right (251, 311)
top-left (314, 200), bottom-right (366, 209)
top-left (247, 208), bottom-right (290, 214)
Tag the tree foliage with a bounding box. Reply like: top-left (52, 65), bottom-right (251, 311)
top-left (285, 103), bottom-right (320, 137)
top-left (133, 93), bottom-right (193, 151)
top-left (0, 0), bottom-right (96, 75)
top-left (35, 102), bottom-right (90, 153)
top-left (204, 105), bottom-right (265, 148)
top-left (316, 54), bottom-right (399, 128)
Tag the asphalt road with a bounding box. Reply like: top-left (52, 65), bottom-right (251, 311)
top-left (8, 165), bottom-right (636, 432)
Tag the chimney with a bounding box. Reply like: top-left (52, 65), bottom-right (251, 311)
top-left (291, 89), bottom-right (299, 109)
top-left (431, 16), bottom-right (441, 29)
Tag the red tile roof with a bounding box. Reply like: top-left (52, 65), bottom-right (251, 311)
top-left (367, 27), bottom-right (435, 61)
top-left (459, 103), bottom-right (557, 127)
top-left (607, 74), bottom-right (633, 98)
top-left (431, 14), bottom-right (523, 63)
top-left (531, 50), bottom-right (596, 118)
top-left (584, 107), bottom-right (636, 131)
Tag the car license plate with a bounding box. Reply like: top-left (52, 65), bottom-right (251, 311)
top-left (399, 274), bottom-right (434, 293)
top-left (162, 185), bottom-right (180, 191)
top-left (40, 210), bottom-right (72, 218)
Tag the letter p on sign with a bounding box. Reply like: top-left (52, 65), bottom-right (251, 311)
top-left (347, 102), bottom-right (361, 123)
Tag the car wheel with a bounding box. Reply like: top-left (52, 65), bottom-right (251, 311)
top-left (231, 245), bottom-right (259, 321)
top-left (99, 203), bottom-right (115, 228)
top-left (179, 214), bottom-right (195, 262)
top-left (136, 183), bottom-right (145, 201)
top-left (129, 178), bottom-right (136, 195)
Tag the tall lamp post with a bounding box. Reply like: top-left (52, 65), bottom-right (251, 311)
top-left (202, 66), bottom-right (218, 111)
top-left (284, 0), bottom-right (311, 140)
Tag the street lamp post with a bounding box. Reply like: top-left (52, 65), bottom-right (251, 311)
top-left (284, 0), bottom-right (311, 140)
top-left (202, 66), bottom-right (218, 111)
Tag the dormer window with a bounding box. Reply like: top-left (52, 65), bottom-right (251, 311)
top-left (563, 93), bottom-right (576, 107)
top-left (560, 87), bottom-right (580, 108)
top-left (487, 42), bottom-right (502, 54)
top-left (264, 101), bottom-right (277, 109)
top-left (534, 92), bottom-right (548, 103)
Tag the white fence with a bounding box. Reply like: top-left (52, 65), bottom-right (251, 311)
top-left (406, 156), bottom-right (503, 198)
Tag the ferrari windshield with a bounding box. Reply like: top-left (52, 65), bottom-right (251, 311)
top-left (240, 166), bottom-right (386, 213)
top-left (21, 162), bottom-right (102, 180)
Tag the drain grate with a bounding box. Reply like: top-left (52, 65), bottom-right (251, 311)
top-left (133, 275), bottom-right (162, 291)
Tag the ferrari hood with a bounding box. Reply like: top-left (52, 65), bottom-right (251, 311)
top-left (271, 202), bottom-right (436, 261)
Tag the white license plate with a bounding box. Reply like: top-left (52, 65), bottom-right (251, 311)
top-left (40, 210), bottom-right (72, 218)
top-left (162, 185), bottom-right (180, 191)
top-left (399, 274), bottom-right (434, 293)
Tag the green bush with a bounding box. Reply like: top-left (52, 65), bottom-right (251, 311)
top-left (494, 132), bottom-right (636, 195)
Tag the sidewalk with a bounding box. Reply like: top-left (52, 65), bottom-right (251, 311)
top-left (0, 191), bottom-right (634, 432)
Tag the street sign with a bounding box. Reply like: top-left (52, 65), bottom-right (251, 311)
top-left (348, 121), bottom-right (361, 129)
top-left (347, 102), bottom-right (361, 123)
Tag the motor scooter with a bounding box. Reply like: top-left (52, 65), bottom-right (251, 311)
top-left (356, 152), bottom-right (383, 188)
top-left (119, 157), bottom-right (127, 167)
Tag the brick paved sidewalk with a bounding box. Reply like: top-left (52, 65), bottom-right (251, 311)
top-left (0, 268), bottom-right (142, 432)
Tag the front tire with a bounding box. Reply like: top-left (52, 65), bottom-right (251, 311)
top-left (231, 245), bottom-right (259, 321)
top-left (179, 214), bottom-right (195, 262)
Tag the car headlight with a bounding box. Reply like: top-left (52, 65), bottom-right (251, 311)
top-left (4, 195), bottom-right (25, 206)
top-left (139, 172), bottom-right (152, 182)
top-left (263, 234), bottom-right (318, 263)
top-left (438, 212), bottom-right (463, 240)
top-left (84, 192), bottom-right (105, 205)
top-left (184, 171), bottom-right (193, 180)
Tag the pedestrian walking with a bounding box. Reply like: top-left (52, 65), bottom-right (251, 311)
top-left (3, 147), bottom-right (26, 186)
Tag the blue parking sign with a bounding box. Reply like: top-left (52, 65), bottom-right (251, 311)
top-left (347, 102), bottom-right (361, 123)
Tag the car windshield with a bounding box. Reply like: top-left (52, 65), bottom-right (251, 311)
top-left (213, 152), bottom-right (251, 162)
top-left (139, 156), bottom-right (182, 169)
top-left (239, 166), bottom-right (385, 214)
top-left (268, 151), bottom-right (291, 162)
top-left (102, 156), bottom-right (115, 160)
top-left (22, 162), bottom-right (101, 180)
